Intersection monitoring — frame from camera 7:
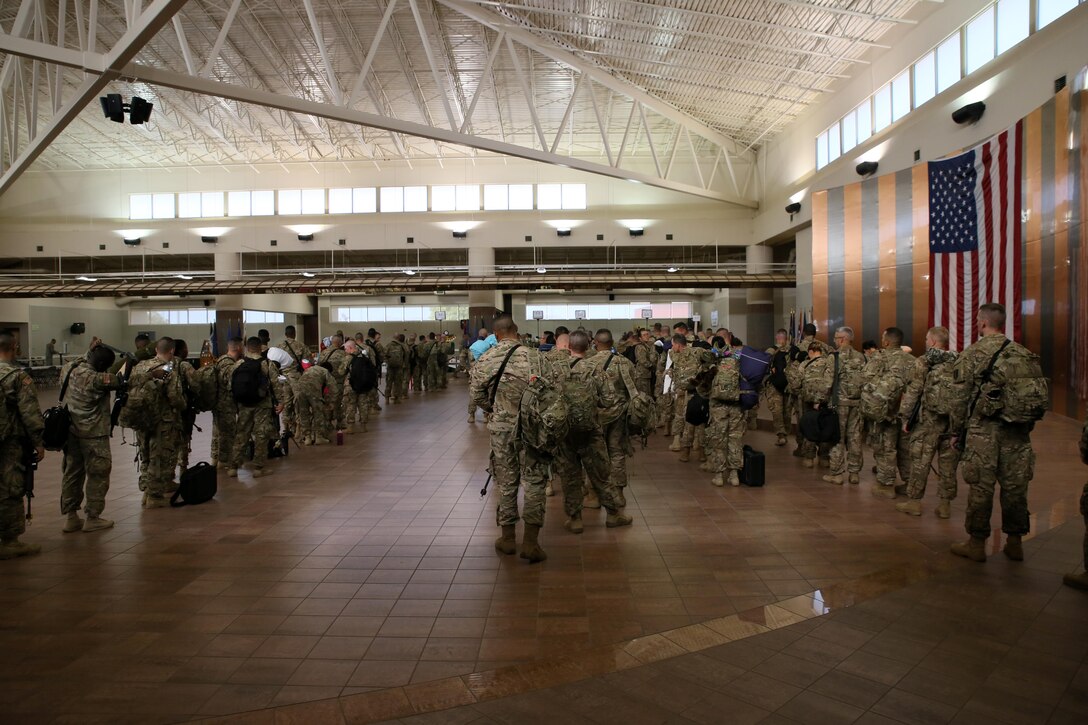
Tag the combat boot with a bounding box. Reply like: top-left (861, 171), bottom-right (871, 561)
top-left (895, 499), bottom-right (922, 516)
top-left (697, 447), bottom-right (707, 462)
top-left (494, 525), bottom-right (517, 555)
top-left (712, 473), bottom-right (724, 487)
top-left (936, 499), bottom-right (951, 519)
top-left (144, 496), bottom-right (169, 509)
top-left (848, 473), bottom-right (860, 485)
top-left (792, 446), bottom-right (804, 458)
top-left (252, 467), bottom-right (272, 479)
top-left (63, 512), bottom-right (84, 533)
top-left (0, 539), bottom-right (41, 560)
top-left (822, 474), bottom-right (844, 485)
top-left (227, 468), bottom-right (238, 477)
top-left (1063, 571), bottom-right (1088, 590)
top-left (679, 448), bottom-right (690, 463)
top-left (545, 480), bottom-right (555, 497)
top-left (519, 525), bottom-right (547, 563)
top-left (467, 415), bottom-right (475, 423)
top-left (894, 484), bottom-right (908, 496)
top-left (584, 490), bottom-right (601, 509)
top-left (564, 516), bottom-right (584, 534)
top-left (776, 434), bottom-right (787, 447)
top-left (1003, 535), bottom-right (1024, 561)
top-left (802, 457), bottom-right (814, 468)
top-left (314, 437), bottom-right (330, 445)
top-left (951, 536), bottom-right (987, 562)
top-left (614, 488), bottom-right (627, 508)
top-left (668, 435), bottom-right (683, 452)
top-left (871, 485), bottom-right (896, 499)
top-left (728, 470), bottom-right (741, 487)
top-left (699, 462), bottom-right (713, 472)
top-left (606, 512), bottom-right (633, 528)
top-left (82, 516), bottom-right (114, 533)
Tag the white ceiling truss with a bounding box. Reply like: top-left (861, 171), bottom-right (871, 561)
top-left (0, 0), bottom-right (926, 207)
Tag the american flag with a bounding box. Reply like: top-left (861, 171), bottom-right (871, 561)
top-left (927, 122), bottom-right (1022, 351)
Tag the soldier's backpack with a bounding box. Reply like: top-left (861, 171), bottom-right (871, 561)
top-left (232, 358), bottom-right (269, 406)
top-left (737, 346), bottom-right (772, 410)
top-left (385, 342), bottom-right (406, 368)
top-left (117, 365), bottom-right (164, 432)
top-left (861, 357), bottom-right (909, 422)
top-left (976, 341), bottom-right (1050, 424)
top-left (348, 353), bottom-right (377, 394)
top-left (616, 363), bottom-right (656, 439)
top-left (622, 345), bottom-right (637, 365)
top-left (922, 352), bottom-right (958, 417)
top-left (520, 357), bottom-right (570, 452)
top-left (685, 391), bottom-right (711, 426)
top-left (0, 368), bottom-right (24, 440)
top-left (714, 358), bottom-right (742, 403)
top-left (188, 364), bottom-right (220, 412)
top-left (833, 349), bottom-right (867, 402)
top-left (800, 357), bottom-right (831, 404)
top-left (769, 346), bottom-right (797, 394)
top-left (785, 350), bottom-right (808, 396)
top-left (564, 359), bottom-right (599, 433)
top-left (170, 462), bottom-right (217, 507)
top-left (596, 354), bottom-right (627, 416)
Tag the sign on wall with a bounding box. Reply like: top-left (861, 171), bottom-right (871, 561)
top-left (575, 310), bottom-right (586, 320)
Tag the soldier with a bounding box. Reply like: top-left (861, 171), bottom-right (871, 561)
top-left (416, 333), bottom-right (436, 391)
top-left (656, 336), bottom-right (674, 435)
top-left (298, 359), bottom-right (335, 445)
top-left (257, 329), bottom-right (271, 353)
top-left (896, 327), bottom-right (960, 518)
top-left (277, 325), bottom-right (309, 436)
top-left (823, 327), bottom-right (867, 485)
top-left (544, 332), bottom-right (571, 363)
top-left (949, 303), bottom-right (1043, 563)
top-left (0, 332), bottom-right (45, 559)
top-left (173, 339), bottom-right (198, 476)
top-left (317, 334), bottom-right (350, 430)
top-left (385, 333), bottom-right (409, 404)
top-left (110, 332), bottom-right (152, 374)
top-left (437, 333), bottom-right (455, 389)
top-left (45, 339), bottom-right (56, 367)
top-left (425, 333), bottom-right (442, 390)
top-left (633, 328), bottom-right (657, 397)
top-left (211, 337), bottom-right (243, 468)
top-left (586, 329), bottom-right (639, 506)
top-left (705, 346), bottom-right (746, 487)
top-left (1063, 414), bottom-right (1088, 590)
top-left (764, 329), bottom-right (796, 447)
top-left (228, 336), bottom-right (286, 478)
top-left (668, 334), bottom-right (714, 462)
top-left (364, 329), bottom-right (384, 411)
top-left (791, 324), bottom-right (832, 456)
top-left (467, 329), bottom-right (491, 422)
top-left (469, 315), bottom-right (556, 563)
top-left (799, 343), bottom-right (833, 468)
top-left (863, 327), bottom-right (915, 498)
top-left (862, 340), bottom-right (879, 359)
top-left (60, 339), bottom-right (125, 533)
top-left (342, 339), bottom-right (372, 433)
top-left (132, 338), bottom-right (186, 508)
top-left (556, 331), bottom-right (633, 533)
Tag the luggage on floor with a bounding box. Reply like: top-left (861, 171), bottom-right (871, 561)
top-left (740, 445), bottom-right (765, 487)
top-left (170, 462), bottom-right (218, 507)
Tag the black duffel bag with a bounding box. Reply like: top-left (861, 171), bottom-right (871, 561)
top-left (685, 392), bottom-right (710, 426)
top-left (42, 363), bottom-right (79, 451)
top-left (800, 407), bottom-right (840, 444)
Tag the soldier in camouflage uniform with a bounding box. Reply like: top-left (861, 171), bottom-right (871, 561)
top-left (132, 338), bottom-right (186, 508)
top-left (1063, 414), bottom-right (1088, 590)
top-left (633, 329), bottom-right (657, 397)
top-left (364, 330), bottom-right (384, 412)
top-left (173, 339), bottom-right (198, 476)
top-left (211, 337), bottom-right (243, 468)
top-left (317, 334), bottom-right (351, 430)
top-left (863, 327), bottom-right (915, 498)
top-left (384, 334), bottom-right (409, 404)
top-left (799, 344), bottom-right (833, 467)
top-left (792, 324), bottom-right (833, 455)
top-left (342, 340), bottom-right (372, 433)
top-left (469, 315), bottom-right (556, 563)
top-left (437, 335), bottom-right (455, 389)
top-left (228, 337), bottom-right (287, 478)
top-left (555, 331), bottom-right (633, 533)
top-left (425, 333), bottom-right (442, 390)
top-left (824, 327), bottom-right (868, 485)
top-left (467, 329), bottom-right (489, 422)
top-left (668, 335), bottom-right (714, 461)
top-left (586, 329), bottom-right (640, 506)
top-left (896, 327), bottom-right (961, 518)
top-left (417, 334), bottom-right (437, 391)
top-left (705, 348), bottom-right (746, 487)
top-left (764, 329), bottom-right (795, 447)
top-left (109, 332), bottom-right (153, 375)
top-left (277, 325), bottom-right (309, 437)
top-left (0, 332), bottom-right (45, 559)
top-left (656, 339), bottom-right (674, 435)
top-left (60, 341), bottom-right (125, 533)
top-left (297, 360), bottom-right (334, 445)
top-left (950, 304), bottom-right (1038, 563)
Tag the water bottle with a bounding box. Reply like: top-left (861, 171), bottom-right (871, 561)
top-left (336, 430), bottom-right (344, 446)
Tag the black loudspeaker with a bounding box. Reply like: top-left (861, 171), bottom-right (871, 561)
top-left (400, 296), bottom-right (406, 304)
top-left (70, 323), bottom-right (86, 335)
top-left (609, 294), bottom-right (615, 301)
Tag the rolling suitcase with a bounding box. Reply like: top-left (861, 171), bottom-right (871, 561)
top-left (740, 445), bottom-right (765, 487)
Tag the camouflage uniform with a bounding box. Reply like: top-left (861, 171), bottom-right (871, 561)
top-left (343, 347), bottom-right (373, 432)
top-left (706, 354), bottom-right (746, 480)
top-left (384, 340), bottom-right (409, 402)
top-left (417, 340), bottom-right (436, 391)
top-left (365, 339), bottom-right (384, 411)
top-left (132, 358), bottom-right (186, 500)
top-left (901, 350), bottom-right (960, 502)
top-left (0, 361), bottom-right (44, 540)
top-left (277, 338), bottom-right (310, 435)
top-left (656, 346), bottom-right (674, 432)
top-left (437, 339), bottom-right (454, 389)
top-left (1076, 418), bottom-right (1088, 577)
top-left (792, 335), bottom-right (832, 449)
top-left (544, 347), bottom-right (572, 364)
top-left (469, 340), bottom-right (555, 527)
top-left (229, 353), bottom-right (287, 472)
top-left (864, 347), bottom-right (915, 488)
top-left (297, 364), bottom-right (334, 443)
top-left (176, 359), bottom-right (198, 474)
top-left (425, 341), bottom-right (442, 390)
top-left (951, 334), bottom-right (1035, 541)
top-left (317, 344), bottom-right (351, 429)
top-left (670, 346), bottom-right (714, 450)
top-left (210, 354), bottom-right (239, 466)
top-left (633, 340), bottom-right (657, 397)
top-left (407, 340), bottom-right (420, 393)
top-left (763, 343), bottom-right (795, 440)
top-left (827, 346), bottom-right (867, 478)
top-left (585, 351), bottom-right (637, 491)
top-left (109, 344), bottom-right (152, 375)
top-left (799, 355), bottom-right (833, 464)
top-left (61, 360), bottom-right (123, 519)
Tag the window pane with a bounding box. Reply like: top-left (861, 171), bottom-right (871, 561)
top-left (279, 189), bottom-right (302, 215)
top-left (671, 302), bottom-right (692, 318)
top-left (152, 193), bottom-right (175, 219)
top-left (873, 85), bottom-right (892, 131)
top-left (537, 183), bottom-right (562, 209)
top-left (201, 191), bottom-right (224, 217)
top-left (431, 185), bottom-right (456, 211)
top-left (841, 110), bottom-right (857, 153)
top-left (252, 190), bottom-right (274, 216)
top-left (997, 0), bottom-right (1029, 53)
top-left (1038, 0), bottom-right (1078, 29)
top-left (402, 186), bottom-right (427, 212)
top-left (544, 304), bottom-right (567, 320)
top-left (936, 35), bottom-right (961, 93)
top-left (561, 183), bottom-right (587, 210)
top-left (587, 304), bottom-right (609, 319)
top-left (228, 191), bottom-right (251, 216)
top-left (913, 51), bottom-right (936, 107)
top-left (855, 101), bottom-right (872, 143)
top-left (965, 7), bottom-right (995, 74)
top-left (509, 184), bottom-right (533, 210)
top-left (455, 185), bottom-right (480, 211)
top-left (483, 184), bottom-right (508, 210)
top-left (188, 309), bottom-right (207, 325)
top-left (329, 188), bottom-right (353, 214)
top-left (609, 303), bottom-right (629, 319)
top-left (380, 187), bottom-right (404, 213)
top-left (816, 132), bottom-right (828, 169)
top-left (891, 70), bottom-right (910, 121)
top-left (827, 121), bottom-right (840, 162)
top-left (129, 310), bottom-right (148, 325)
top-left (353, 187), bottom-right (377, 213)
top-left (301, 189), bottom-right (325, 214)
top-left (385, 306), bottom-right (404, 322)
top-left (178, 192), bottom-right (201, 218)
top-left (651, 303), bottom-right (671, 318)
top-left (403, 306), bottom-right (423, 322)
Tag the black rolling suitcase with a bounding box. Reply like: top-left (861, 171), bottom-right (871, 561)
top-left (740, 445), bottom-right (765, 487)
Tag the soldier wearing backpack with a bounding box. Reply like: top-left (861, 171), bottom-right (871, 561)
top-left (437, 334), bottom-right (455, 389)
top-left (364, 330), bottom-right (384, 412)
top-left (791, 324), bottom-right (832, 456)
top-left (667, 335), bottom-right (715, 462)
top-left (704, 348), bottom-right (745, 487)
top-left (173, 339), bottom-right (198, 476)
top-left (342, 340), bottom-right (372, 433)
top-left (950, 303), bottom-right (1048, 564)
top-left (385, 334), bottom-right (409, 404)
top-left (0, 332), bottom-right (45, 559)
top-left (633, 329), bottom-right (657, 397)
top-left (469, 315), bottom-right (558, 563)
top-left (861, 328), bottom-right (916, 498)
top-left (586, 329), bottom-right (641, 507)
top-left (128, 338), bottom-right (186, 508)
top-left (277, 325), bottom-right (309, 437)
top-left (764, 329), bottom-right (797, 448)
top-left (316, 334), bottom-right (351, 430)
top-left (227, 337), bottom-right (286, 479)
top-left (823, 327), bottom-right (867, 486)
top-left (1064, 416), bottom-right (1088, 590)
top-left (210, 337), bottom-right (244, 469)
top-left (799, 343), bottom-right (833, 468)
top-left (416, 334), bottom-right (437, 392)
top-left (297, 361), bottom-right (335, 445)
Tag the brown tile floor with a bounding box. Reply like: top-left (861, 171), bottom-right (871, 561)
top-left (0, 378), bottom-right (1084, 723)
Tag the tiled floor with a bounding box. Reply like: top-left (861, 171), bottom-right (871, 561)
top-left (0, 377), bottom-right (1084, 723)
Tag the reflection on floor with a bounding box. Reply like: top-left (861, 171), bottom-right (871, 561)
top-left (0, 379), bottom-right (1083, 723)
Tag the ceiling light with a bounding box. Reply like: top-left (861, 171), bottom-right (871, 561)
top-left (667, 267), bottom-right (678, 273)
top-left (301, 272), bottom-right (316, 278)
top-left (76, 276), bottom-right (97, 282)
top-left (176, 274), bottom-right (193, 280)
top-left (404, 269), bottom-right (416, 276)
top-left (537, 267), bottom-right (547, 274)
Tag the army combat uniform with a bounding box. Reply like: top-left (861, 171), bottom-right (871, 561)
top-left (384, 339), bottom-right (409, 403)
top-left (897, 349), bottom-right (960, 517)
top-left (417, 339), bottom-right (436, 391)
top-left (60, 359), bottom-right (124, 527)
top-left (863, 346), bottom-right (915, 495)
top-left (342, 347), bottom-right (373, 433)
top-left (229, 353), bottom-right (288, 475)
top-left (297, 364), bottom-right (334, 444)
top-left (668, 346), bottom-right (713, 456)
top-left (586, 350), bottom-right (638, 499)
top-left (437, 339), bottom-right (454, 389)
top-left (763, 342), bottom-right (797, 445)
top-left (277, 337), bottom-right (310, 436)
top-left (791, 335), bottom-right (832, 452)
top-left (1064, 417), bottom-right (1088, 589)
top-left (799, 354), bottom-right (832, 466)
top-left (211, 354), bottom-right (239, 467)
top-left (633, 340), bottom-right (656, 397)
top-left (826, 345), bottom-right (867, 484)
top-left (132, 358), bottom-right (186, 504)
top-left (0, 360), bottom-right (45, 552)
top-left (317, 343), bottom-right (351, 430)
top-left (705, 353), bottom-right (746, 487)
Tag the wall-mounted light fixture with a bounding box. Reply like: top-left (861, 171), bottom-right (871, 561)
top-left (952, 101), bottom-right (986, 125)
top-left (297, 233), bottom-right (314, 241)
top-left (452, 230), bottom-right (468, 239)
top-left (556, 228), bottom-right (571, 237)
top-left (855, 161), bottom-right (879, 177)
top-left (123, 237), bottom-right (141, 246)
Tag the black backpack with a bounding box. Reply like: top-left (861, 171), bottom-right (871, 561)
top-left (231, 358), bottom-right (267, 406)
top-left (622, 346), bottom-right (637, 364)
top-left (769, 347), bottom-right (796, 394)
top-left (170, 462), bottom-right (218, 507)
top-left (685, 392), bottom-right (710, 426)
top-left (42, 363), bottom-right (77, 451)
top-left (349, 353), bottom-right (377, 393)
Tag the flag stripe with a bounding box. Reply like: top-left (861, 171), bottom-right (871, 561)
top-left (844, 182), bottom-right (863, 335)
top-left (878, 172), bottom-right (899, 335)
top-left (826, 186), bottom-right (846, 333)
top-left (861, 179), bottom-right (880, 339)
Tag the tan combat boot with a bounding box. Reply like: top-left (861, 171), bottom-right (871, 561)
top-left (699, 462), bottom-right (713, 472)
top-left (697, 447), bottom-right (707, 462)
top-left (144, 496), bottom-right (169, 509)
top-left (0, 538), bottom-right (41, 560)
top-left (564, 516), bottom-right (584, 534)
top-left (936, 499), bottom-right (951, 519)
top-left (848, 473), bottom-right (860, 485)
top-left (62, 512), bottom-right (84, 533)
top-left (895, 499), bottom-right (922, 516)
top-left (678, 448), bottom-right (691, 462)
top-left (775, 434), bottom-right (787, 447)
top-left (951, 536), bottom-right (987, 562)
top-left (802, 457), bottom-right (814, 468)
top-left (871, 485), bottom-right (897, 499)
top-left (606, 512), bottom-right (633, 528)
top-left (227, 468), bottom-right (238, 477)
top-left (583, 490), bottom-right (601, 509)
top-left (711, 473), bottom-right (724, 487)
top-left (494, 525), bottom-right (517, 555)
top-left (82, 516), bottom-right (114, 533)
top-left (1063, 571), bottom-right (1088, 590)
top-left (728, 470), bottom-right (741, 487)
top-left (251, 467), bottom-right (271, 479)
top-left (467, 415), bottom-right (475, 423)
top-left (1003, 535), bottom-right (1024, 561)
top-left (519, 525), bottom-right (547, 563)
top-left (822, 474), bottom-right (844, 485)
top-left (668, 435), bottom-right (683, 452)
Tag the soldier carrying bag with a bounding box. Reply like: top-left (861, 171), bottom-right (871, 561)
top-left (42, 363), bottom-right (77, 451)
top-left (800, 354), bottom-right (840, 444)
